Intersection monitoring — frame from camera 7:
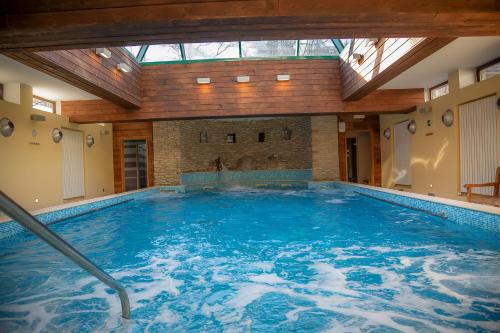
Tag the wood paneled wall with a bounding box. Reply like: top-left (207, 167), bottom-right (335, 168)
top-left (338, 115), bottom-right (382, 186)
top-left (62, 60), bottom-right (424, 123)
top-left (112, 122), bottom-right (154, 193)
top-left (340, 38), bottom-right (454, 100)
top-left (6, 47), bottom-right (142, 108)
top-left (1, 0), bottom-right (498, 51)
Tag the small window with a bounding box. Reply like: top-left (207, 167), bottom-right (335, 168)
top-left (227, 133), bottom-right (236, 143)
top-left (258, 132), bottom-right (265, 142)
top-left (429, 82), bottom-right (449, 100)
top-left (33, 95), bottom-right (55, 113)
top-left (124, 46), bottom-right (141, 58)
top-left (142, 44), bottom-right (182, 62)
top-left (477, 58), bottom-right (500, 81)
top-left (200, 132), bottom-right (208, 143)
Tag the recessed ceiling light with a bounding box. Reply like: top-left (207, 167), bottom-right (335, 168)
top-left (117, 63), bottom-right (132, 73)
top-left (236, 75), bottom-right (250, 83)
top-left (197, 77), bottom-right (211, 84)
top-left (96, 48), bottom-right (111, 58)
top-left (276, 74), bottom-right (290, 81)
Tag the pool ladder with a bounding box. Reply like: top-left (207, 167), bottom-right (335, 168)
top-left (0, 191), bottom-right (131, 319)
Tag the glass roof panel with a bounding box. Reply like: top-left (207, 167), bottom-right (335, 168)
top-left (299, 40), bottom-right (339, 56)
top-left (184, 42), bottom-right (239, 60)
top-left (143, 44), bottom-right (182, 62)
top-left (124, 46), bottom-right (141, 57)
top-left (241, 40), bottom-right (297, 58)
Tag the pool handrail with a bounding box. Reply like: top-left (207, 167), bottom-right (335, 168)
top-left (0, 191), bottom-right (131, 319)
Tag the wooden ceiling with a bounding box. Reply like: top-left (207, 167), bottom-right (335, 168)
top-left (1, 0), bottom-right (499, 51)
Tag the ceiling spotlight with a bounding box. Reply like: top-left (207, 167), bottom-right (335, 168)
top-left (117, 63), bottom-right (132, 73)
top-left (236, 75), bottom-right (250, 83)
top-left (276, 74), bottom-right (290, 81)
top-left (197, 77), bottom-right (211, 84)
top-left (96, 48), bottom-right (111, 59)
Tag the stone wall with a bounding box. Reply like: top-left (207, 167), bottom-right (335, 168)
top-left (153, 116), bottom-right (313, 185)
top-left (311, 115), bottom-right (340, 181)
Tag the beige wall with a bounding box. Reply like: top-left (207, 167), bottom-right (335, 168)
top-left (380, 72), bottom-right (500, 200)
top-left (0, 84), bottom-right (114, 212)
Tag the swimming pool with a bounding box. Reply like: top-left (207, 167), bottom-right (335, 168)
top-left (0, 187), bottom-right (499, 332)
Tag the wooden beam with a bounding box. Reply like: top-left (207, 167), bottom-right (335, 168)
top-left (59, 59), bottom-right (423, 122)
top-left (340, 37), bottom-right (455, 101)
top-left (1, 0), bottom-right (498, 51)
top-left (5, 48), bottom-right (142, 108)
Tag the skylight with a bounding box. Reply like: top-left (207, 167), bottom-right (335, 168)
top-left (125, 39), bottom-right (347, 64)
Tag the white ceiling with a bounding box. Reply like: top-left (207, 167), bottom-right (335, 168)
top-left (0, 55), bottom-right (98, 101)
top-left (381, 37), bottom-right (500, 89)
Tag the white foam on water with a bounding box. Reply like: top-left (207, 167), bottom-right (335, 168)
top-left (248, 273), bottom-right (287, 284)
top-left (325, 199), bottom-right (346, 204)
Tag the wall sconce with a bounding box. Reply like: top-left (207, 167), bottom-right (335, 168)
top-left (441, 109), bottom-right (454, 127)
top-left (96, 48), bottom-right (111, 59)
top-left (197, 77), bottom-right (211, 84)
top-left (236, 75), bottom-right (250, 83)
top-left (276, 74), bottom-right (290, 81)
top-left (407, 120), bottom-right (417, 134)
top-left (86, 134), bottom-right (95, 147)
top-left (383, 128), bottom-right (391, 140)
top-left (52, 128), bottom-right (63, 143)
top-left (117, 63), bottom-right (132, 73)
top-left (352, 53), bottom-right (364, 64)
top-left (0, 117), bottom-right (14, 137)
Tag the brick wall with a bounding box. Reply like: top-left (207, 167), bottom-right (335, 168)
top-left (311, 115), bottom-right (340, 181)
top-left (153, 116), bottom-right (313, 185)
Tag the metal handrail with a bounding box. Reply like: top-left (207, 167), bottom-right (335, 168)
top-left (0, 191), bottom-right (131, 319)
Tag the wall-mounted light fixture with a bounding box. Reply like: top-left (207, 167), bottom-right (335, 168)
top-left (117, 63), bottom-right (132, 73)
top-left (197, 77), bottom-right (211, 84)
top-left (0, 117), bottom-right (14, 137)
top-left (441, 109), bottom-right (454, 127)
top-left (86, 134), bottom-right (95, 147)
top-left (407, 120), bottom-right (417, 134)
top-left (383, 128), bottom-right (391, 140)
top-left (96, 48), bottom-right (111, 59)
top-left (52, 128), bottom-right (63, 143)
top-left (276, 74), bottom-right (290, 81)
top-left (352, 53), bottom-right (364, 64)
top-left (236, 75), bottom-right (250, 83)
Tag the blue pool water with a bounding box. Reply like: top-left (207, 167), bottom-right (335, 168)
top-left (0, 188), bottom-right (499, 332)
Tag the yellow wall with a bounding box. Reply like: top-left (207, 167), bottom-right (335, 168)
top-left (0, 84), bottom-right (114, 212)
top-left (380, 72), bottom-right (500, 200)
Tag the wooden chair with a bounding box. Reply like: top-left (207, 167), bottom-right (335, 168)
top-left (464, 167), bottom-right (500, 206)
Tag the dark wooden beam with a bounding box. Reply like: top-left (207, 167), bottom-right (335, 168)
top-left (5, 48), bottom-right (142, 108)
top-left (340, 37), bottom-right (455, 101)
top-left (1, 0), bottom-right (498, 51)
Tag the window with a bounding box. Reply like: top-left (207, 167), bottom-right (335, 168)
top-left (241, 40), bottom-right (297, 58)
top-left (299, 40), bottom-right (339, 56)
top-left (429, 81), bottom-right (449, 100)
top-left (184, 42), bottom-right (239, 60)
top-left (477, 57), bottom-right (500, 81)
top-left (124, 46), bottom-right (142, 58)
top-left (142, 44), bottom-right (182, 62)
top-left (258, 132), bottom-right (265, 142)
top-left (33, 95), bottom-right (55, 113)
top-left (227, 133), bottom-right (236, 143)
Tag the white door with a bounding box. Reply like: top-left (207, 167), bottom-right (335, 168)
top-left (459, 95), bottom-right (499, 195)
top-left (62, 129), bottom-right (85, 199)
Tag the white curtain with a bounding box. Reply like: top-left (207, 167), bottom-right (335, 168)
top-left (62, 129), bottom-right (85, 199)
top-left (459, 95), bottom-right (499, 195)
top-left (393, 120), bottom-right (412, 186)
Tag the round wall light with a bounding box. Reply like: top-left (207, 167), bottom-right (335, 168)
top-left (0, 117), bottom-right (15, 137)
top-left (441, 109), bottom-right (454, 127)
top-left (407, 120), bottom-right (417, 134)
top-left (86, 134), bottom-right (95, 147)
top-left (383, 128), bottom-right (391, 140)
top-left (52, 128), bottom-right (63, 143)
